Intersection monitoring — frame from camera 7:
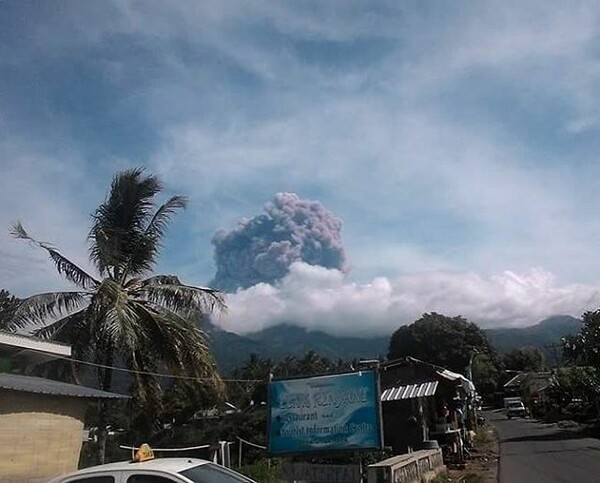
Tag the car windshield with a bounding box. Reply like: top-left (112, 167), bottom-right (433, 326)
top-left (179, 463), bottom-right (255, 483)
top-left (509, 403), bottom-right (523, 408)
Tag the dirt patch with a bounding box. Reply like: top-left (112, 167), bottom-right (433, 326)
top-left (445, 425), bottom-right (499, 483)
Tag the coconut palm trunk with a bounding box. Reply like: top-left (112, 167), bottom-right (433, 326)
top-left (96, 346), bottom-right (114, 464)
top-left (9, 168), bottom-right (225, 464)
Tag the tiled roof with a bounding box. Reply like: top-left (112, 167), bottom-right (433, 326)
top-left (381, 380), bottom-right (438, 401)
top-left (0, 372), bottom-right (129, 399)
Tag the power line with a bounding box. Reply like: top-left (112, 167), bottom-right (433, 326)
top-left (20, 347), bottom-right (264, 383)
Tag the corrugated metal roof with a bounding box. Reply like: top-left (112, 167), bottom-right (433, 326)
top-left (503, 373), bottom-right (527, 388)
top-left (0, 372), bottom-right (129, 399)
top-left (381, 380), bottom-right (438, 401)
top-left (0, 330), bottom-right (71, 356)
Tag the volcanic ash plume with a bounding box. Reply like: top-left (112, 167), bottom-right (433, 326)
top-left (210, 193), bottom-right (347, 292)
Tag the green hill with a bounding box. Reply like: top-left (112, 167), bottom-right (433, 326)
top-left (485, 315), bottom-right (581, 353)
top-left (206, 315), bottom-right (583, 374)
top-left (205, 322), bottom-right (387, 373)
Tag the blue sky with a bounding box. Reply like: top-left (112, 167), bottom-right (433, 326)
top-left (3, 1), bottom-right (600, 334)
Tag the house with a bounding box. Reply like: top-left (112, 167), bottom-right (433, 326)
top-left (503, 371), bottom-right (557, 415)
top-left (0, 331), bottom-right (128, 482)
top-left (378, 357), bottom-right (476, 457)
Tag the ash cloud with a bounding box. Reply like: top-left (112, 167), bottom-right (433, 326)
top-left (210, 193), bottom-right (347, 292)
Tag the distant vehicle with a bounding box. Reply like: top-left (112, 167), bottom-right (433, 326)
top-left (49, 457), bottom-right (258, 483)
top-left (503, 396), bottom-right (523, 409)
top-left (506, 401), bottom-right (528, 419)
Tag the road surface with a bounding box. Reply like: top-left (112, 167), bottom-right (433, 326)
top-left (488, 410), bottom-right (600, 482)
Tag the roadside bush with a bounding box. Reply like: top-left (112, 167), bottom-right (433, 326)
top-left (239, 459), bottom-right (281, 483)
top-left (474, 428), bottom-right (493, 445)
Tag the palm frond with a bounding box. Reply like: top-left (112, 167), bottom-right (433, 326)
top-left (127, 301), bottom-right (222, 400)
top-left (0, 290), bottom-right (21, 332)
top-left (88, 279), bottom-right (138, 346)
top-left (11, 222), bottom-right (100, 290)
top-left (11, 291), bottom-right (89, 329)
top-left (120, 195), bottom-right (188, 280)
top-left (144, 304), bottom-right (212, 366)
top-left (141, 275), bottom-right (182, 285)
top-left (32, 308), bottom-right (91, 390)
top-left (137, 279), bottom-right (226, 316)
top-left (33, 308), bottom-right (88, 342)
top-left (88, 168), bottom-right (163, 276)
top-left (100, 298), bottom-right (146, 351)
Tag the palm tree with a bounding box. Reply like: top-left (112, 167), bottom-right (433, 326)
top-left (0, 289), bottom-right (20, 330)
top-left (9, 168), bottom-right (225, 463)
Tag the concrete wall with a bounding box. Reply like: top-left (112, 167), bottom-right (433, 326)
top-left (368, 449), bottom-right (446, 483)
top-left (0, 389), bottom-right (87, 482)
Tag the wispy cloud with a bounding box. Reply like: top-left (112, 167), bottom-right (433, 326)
top-left (3, 0), bottom-right (600, 331)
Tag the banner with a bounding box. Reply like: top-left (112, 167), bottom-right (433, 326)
top-left (268, 371), bottom-right (382, 455)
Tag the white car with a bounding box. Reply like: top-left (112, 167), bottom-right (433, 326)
top-left (49, 457), bottom-right (258, 483)
top-left (506, 401), bottom-right (528, 419)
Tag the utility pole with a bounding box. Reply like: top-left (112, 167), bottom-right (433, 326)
top-left (466, 349), bottom-right (479, 381)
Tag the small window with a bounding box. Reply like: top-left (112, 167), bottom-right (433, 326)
top-left (127, 475), bottom-right (179, 483)
top-left (69, 477), bottom-right (115, 483)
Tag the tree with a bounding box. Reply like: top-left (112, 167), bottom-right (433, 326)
top-left (0, 289), bottom-right (20, 330)
top-left (471, 353), bottom-right (502, 404)
top-left (388, 312), bottom-right (492, 373)
top-left (550, 366), bottom-right (600, 412)
top-left (228, 352), bottom-right (351, 411)
top-left (230, 354), bottom-right (275, 408)
top-left (503, 347), bottom-right (545, 372)
top-left (558, 311), bottom-right (600, 420)
top-left (8, 168), bottom-right (225, 463)
top-left (563, 310), bottom-right (600, 368)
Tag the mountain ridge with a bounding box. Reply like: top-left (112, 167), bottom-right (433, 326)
top-left (485, 314), bottom-right (581, 354)
top-left (206, 315), bottom-right (582, 373)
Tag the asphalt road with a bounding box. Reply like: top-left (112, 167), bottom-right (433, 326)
top-left (488, 410), bottom-right (600, 483)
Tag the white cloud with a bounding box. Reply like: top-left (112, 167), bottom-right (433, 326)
top-left (218, 262), bottom-right (599, 337)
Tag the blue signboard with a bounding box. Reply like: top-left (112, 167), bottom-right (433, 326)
top-left (268, 371), bottom-right (382, 455)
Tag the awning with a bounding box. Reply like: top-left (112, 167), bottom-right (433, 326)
top-left (381, 381), bottom-right (438, 401)
top-left (436, 369), bottom-right (476, 394)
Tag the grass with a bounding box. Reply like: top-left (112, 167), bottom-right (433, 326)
top-left (431, 473), bottom-right (451, 483)
top-left (474, 427), bottom-right (493, 445)
top-left (431, 472), bottom-right (485, 483)
top-left (459, 474), bottom-right (485, 483)
top-left (239, 459), bottom-right (281, 483)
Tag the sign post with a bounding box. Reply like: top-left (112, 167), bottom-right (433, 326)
top-left (268, 370), bottom-right (383, 456)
